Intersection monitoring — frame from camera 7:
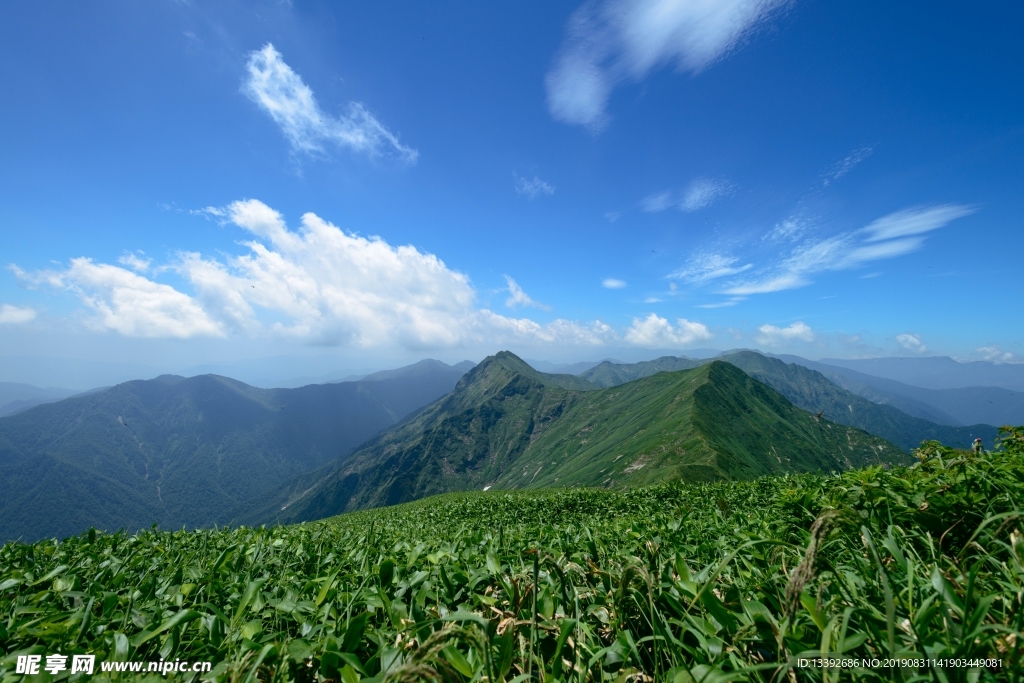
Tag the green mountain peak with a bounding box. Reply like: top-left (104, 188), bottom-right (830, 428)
top-left (252, 356), bottom-right (905, 525)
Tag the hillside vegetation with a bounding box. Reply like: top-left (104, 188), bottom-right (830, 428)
top-left (1, 428), bottom-right (1020, 681)
top-left (582, 352), bottom-right (998, 451)
top-left (252, 353), bottom-right (902, 525)
top-left (0, 363), bottom-right (470, 543)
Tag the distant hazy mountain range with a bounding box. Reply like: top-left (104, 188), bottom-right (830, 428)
top-left (770, 355), bottom-right (1024, 427)
top-left (0, 360), bottom-right (472, 542)
top-left (243, 352), bottom-right (904, 525)
top-left (0, 382), bottom-right (80, 417)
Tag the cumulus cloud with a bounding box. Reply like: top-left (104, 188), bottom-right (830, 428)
top-left (756, 321), bottom-right (814, 346)
top-left (0, 304), bottom-right (37, 324)
top-left (679, 177), bottom-right (731, 212)
top-left (602, 278), bottom-right (627, 289)
top-left (545, 0), bottom-right (786, 128)
top-left (118, 251), bottom-right (152, 273)
top-left (513, 174), bottom-right (555, 199)
top-left (13, 259), bottom-right (223, 338)
top-left (823, 146), bottom-right (873, 186)
top-left (670, 252), bottom-right (751, 284)
top-left (15, 200), bottom-right (677, 351)
top-left (243, 44), bottom-right (417, 163)
top-left (722, 205), bottom-right (973, 296)
top-left (896, 333), bottom-right (927, 354)
top-left (976, 346), bottom-right (1022, 364)
top-left (504, 276), bottom-right (551, 310)
top-left (625, 313), bottom-right (712, 347)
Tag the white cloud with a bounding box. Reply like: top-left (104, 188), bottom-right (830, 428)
top-left (861, 204), bottom-right (974, 242)
top-left (670, 252), bottom-right (752, 284)
top-left (504, 275), bottom-right (551, 310)
top-left (696, 297), bottom-right (745, 308)
top-left (118, 251), bottom-right (152, 273)
top-left (764, 216), bottom-right (812, 242)
top-left (723, 272), bottom-right (806, 295)
top-left (640, 191), bottom-right (673, 213)
top-left (0, 304), bottom-right (37, 324)
top-left (243, 44), bottom-right (417, 163)
top-left (13, 200), bottom-right (637, 350)
top-left (545, 0), bottom-right (786, 128)
top-left (604, 211), bottom-right (622, 222)
top-left (756, 321), bottom-right (814, 346)
top-left (514, 174), bottom-right (555, 199)
top-left (896, 333), bottom-right (927, 354)
top-left (13, 259), bottom-right (223, 338)
top-left (722, 205), bottom-right (973, 296)
top-left (624, 313), bottom-right (712, 347)
top-left (644, 296), bottom-right (662, 303)
top-left (976, 346), bottom-right (1022, 364)
top-left (602, 278), bottom-right (627, 289)
top-left (679, 177), bottom-right (731, 212)
top-left (823, 145), bottom-right (873, 185)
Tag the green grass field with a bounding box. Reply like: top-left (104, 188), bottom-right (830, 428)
top-left (2, 428), bottom-right (1022, 682)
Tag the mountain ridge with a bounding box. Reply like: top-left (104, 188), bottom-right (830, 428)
top-left (244, 352), bottom-right (904, 526)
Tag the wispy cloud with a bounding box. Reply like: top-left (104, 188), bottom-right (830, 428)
top-left (679, 177), bottom-right (732, 212)
top-left (602, 278), bottom-right (627, 289)
top-left (624, 313), bottom-right (712, 347)
top-left (861, 204), bottom-right (974, 242)
top-left (823, 145), bottom-right (873, 186)
top-left (670, 252), bottom-right (752, 284)
top-left (696, 297), bottom-right (745, 308)
top-left (896, 333), bottom-right (927, 354)
top-left (764, 215), bottom-right (812, 243)
top-left (504, 275), bottom-right (551, 310)
top-left (513, 173), bottom-right (555, 199)
top-left (546, 0), bottom-right (787, 128)
top-left (0, 304), bottom-right (37, 325)
top-left (756, 321), bottom-right (813, 346)
top-left (640, 191), bottom-right (673, 213)
top-left (722, 205), bottom-right (974, 295)
top-left (243, 44), bottom-right (417, 163)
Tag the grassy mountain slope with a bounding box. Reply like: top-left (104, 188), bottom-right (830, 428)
top-left (717, 351), bottom-right (999, 450)
top-left (579, 356), bottom-right (703, 387)
top-left (576, 350), bottom-right (996, 451)
top-left (255, 352), bottom-right (902, 525)
top-left (0, 364), bottom-right (471, 542)
top-left (11, 433), bottom-right (1016, 681)
top-left (772, 353), bottom-right (960, 423)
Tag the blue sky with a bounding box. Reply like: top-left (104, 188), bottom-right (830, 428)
top-left (1, 0), bottom-right (1022, 386)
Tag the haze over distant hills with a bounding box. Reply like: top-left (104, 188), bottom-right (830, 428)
top-left (0, 382), bottom-right (79, 417)
top-left (774, 355), bottom-right (1024, 427)
top-left (245, 352), bottom-right (904, 525)
top-left (0, 359), bottom-right (473, 542)
top-left (817, 356), bottom-right (1024, 392)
